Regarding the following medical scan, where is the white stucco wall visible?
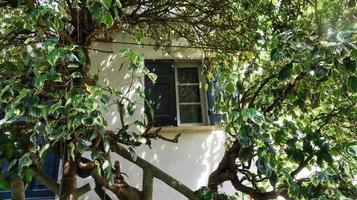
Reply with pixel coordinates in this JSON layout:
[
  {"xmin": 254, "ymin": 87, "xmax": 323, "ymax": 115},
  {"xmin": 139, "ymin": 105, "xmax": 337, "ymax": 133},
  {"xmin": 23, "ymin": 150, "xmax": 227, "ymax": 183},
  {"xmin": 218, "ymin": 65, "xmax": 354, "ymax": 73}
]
[{"xmin": 75, "ymin": 33, "xmax": 237, "ymax": 200}]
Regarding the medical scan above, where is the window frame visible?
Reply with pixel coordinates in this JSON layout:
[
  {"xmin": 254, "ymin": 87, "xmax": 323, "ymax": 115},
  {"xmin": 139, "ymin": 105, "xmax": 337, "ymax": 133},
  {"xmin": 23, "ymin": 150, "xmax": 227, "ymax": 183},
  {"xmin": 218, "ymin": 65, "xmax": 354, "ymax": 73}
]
[{"xmin": 174, "ymin": 60, "xmax": 209, "ymax": 126}]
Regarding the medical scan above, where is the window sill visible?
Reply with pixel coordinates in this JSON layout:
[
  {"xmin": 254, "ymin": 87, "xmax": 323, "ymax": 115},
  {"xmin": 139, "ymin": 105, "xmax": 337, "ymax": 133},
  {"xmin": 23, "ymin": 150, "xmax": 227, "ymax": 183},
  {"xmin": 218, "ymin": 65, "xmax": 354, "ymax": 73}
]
[{"xmin": 147, "ymin": 125, "xmax": 224, "ymax": 134}]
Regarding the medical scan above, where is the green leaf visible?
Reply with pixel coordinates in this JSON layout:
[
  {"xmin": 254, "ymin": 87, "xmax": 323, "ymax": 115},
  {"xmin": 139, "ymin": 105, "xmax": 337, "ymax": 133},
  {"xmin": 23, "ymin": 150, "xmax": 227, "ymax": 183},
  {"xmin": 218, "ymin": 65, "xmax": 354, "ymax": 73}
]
[
  {"xmin": 85, "ymin": 129, "xmax": 98, "ymax": 141},
  {"xmin": 196, "ymin": 187, "xmax": 215, "ymax": 200},
  {"xmin": 23, "ymin": 168, "xmax": 33, "ymax": 183},
  {"xmin": 69, "ymin": 142, "xmax": 75, "ymax": 160},
  {"xmin": 278, "ymin": 63, "xmax": 293, "ymax": 80},
  {"xmin": 86, "ymin": 98, "xmax": 98, "ymax": 111},
  {"xmin": 347, "ymin": 76, "xmax": 357, "ymax": 93},
  {"xmin": 238, "ymin": 132, "xmax": 252, "ymax": 148},
  {"xmin": 238, "ymin": 147, "xmax": 254, "ymax": 162},
  {"xmin": 256, "ymin": 157, "xmax": 272, "ymax": 176},
  {"xmin": 147, "ymin": 72, "xmax": 157, "ymax": 83},
  {"xmin": 269, "ymin": 171, "xmax": 278, "ymax": 187},
  {"xmin": 345, "ymin": 145, "xmax": 357, "ymax": 157},
  {"xmin": 100, "ymin": 94, "xmax": 110, "ymax": 104},
  {"xmin": 5, "ymin": 107, "xmax": 21, "ymax": 121},
  {"xmin": 64, "ymin": 53, "xmax": 79, "ymax": 62},
  {"xmin": 103, "ymin": 137, "xmax": 110, "ymax": 153},
  {"xmin": 54, "ymin": 17, "xmax": 64, "ymax": 31},
  {"xmin": 102, "ymin": 160, "xmax": 113, "ymax": 182},
  {"xmin": 115, "ymin": 0, "xmax": 122, "ymax": 8},
  {"xmin": 273, "ymin": 129, "xmax": 287, "ymax": 145},
  {"xmin": 35, "ymin": 75, "xmax": 48, "ymax": 89},
  {"xmin": 34, "ymin": 122, "xmax": 47, "ymax": 135},
  {"xmin": 0, "ymin": 175, "xmax": 10, "ymax": 190},
  {"xmin": 317, "ymin": 171, "xmax": 329, "ymax": 183},
  {"xmin": 241, "ymin": 108, "xmax": 265, "ymax": 125},
  {"xmin": 47, "ymin": 48, "xmax": 64, "ymax": 67},
  {"xmin": 52, "ymin": 73, "xmax": 62, "ymax": 82},
  {"xmin": 348, "ymin": 0, "xmax": 356, "ymax": 7},
  {"xmin": 102, "ymin": 0, "xmax": 112, "ymax": 10},
  {"xmin": 78, "ymin": 50, "xmax": 87, "ymax": 66},
  {"xmin": 128, "ymin": 147, "xmax": 137, "ymax": 161},
  {"xmin": 226, "ymin": 82, "xmax": 235, "ymax": 94},
  {"xmin": 71, "ymin": 72, "xmax": 82, "ymax": 79},
  {"xmin": 68, "ymin": 94, "xmax": 84, "ymax": 106},
  {"xmin": 81, "ymin": 117, "xmax": 94, "ymax": 126},
  {"xmin": 18, "ymin": 153, "xmax": 32, "ymax": 172},
  {"xmin": 68, "ymin": 64, "xmax": 79, "ymax": 68},
  {"xmin": 76, "ymin": 139, "xmax": 87, "ymax": 153},
  {"xmin": 103, "ymin": 11, "xmax": 114, "ymax": 28},
  {"xmin": 49, "ymin": 101, "xmax": 62, "ymax": 114}
]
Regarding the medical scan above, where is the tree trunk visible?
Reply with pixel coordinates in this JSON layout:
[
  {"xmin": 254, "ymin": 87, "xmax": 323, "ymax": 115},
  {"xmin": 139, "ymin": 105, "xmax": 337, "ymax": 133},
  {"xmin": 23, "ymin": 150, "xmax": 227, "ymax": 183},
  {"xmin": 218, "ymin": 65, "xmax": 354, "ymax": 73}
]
[
  {"xmin": 59, "ymin": 159, "xmax": 77, "ymax": 200},
  {"xmin": 11, "ymin": 177, "xmax": 25, "ymax": 200}
]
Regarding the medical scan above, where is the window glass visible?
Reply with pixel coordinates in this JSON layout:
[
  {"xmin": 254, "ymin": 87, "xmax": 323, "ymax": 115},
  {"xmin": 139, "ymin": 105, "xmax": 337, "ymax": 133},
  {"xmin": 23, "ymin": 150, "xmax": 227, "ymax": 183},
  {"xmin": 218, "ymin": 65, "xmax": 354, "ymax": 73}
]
[
  {"xmin": 177, "ymin": 68, "xmax": 199, "ymax": 83},
  {"xmin": 177, "ymin": 67, "xmax": 202, "ymax": 123},
  {"xmin": 179, "ymin": 105, "xmax": 202, "ymax": 123},
  {"xmin": 178, "ymin": 86, "xmax": 200, "ymax": 102}
]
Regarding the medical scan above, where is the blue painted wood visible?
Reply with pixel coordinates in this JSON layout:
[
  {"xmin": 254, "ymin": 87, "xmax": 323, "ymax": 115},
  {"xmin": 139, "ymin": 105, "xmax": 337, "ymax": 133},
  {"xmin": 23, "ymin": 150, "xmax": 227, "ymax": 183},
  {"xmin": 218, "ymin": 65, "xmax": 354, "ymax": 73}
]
[
  {"xmin": 145, "ymin": 60, "xmax": 177, "ymax": 126},
  {"xmin": 207, "ymin": 80, "xmax": 224, "ymax": 125},
  {"xmin": 0, "ymin": 153, "xmax": 59, "ymax": 200}
]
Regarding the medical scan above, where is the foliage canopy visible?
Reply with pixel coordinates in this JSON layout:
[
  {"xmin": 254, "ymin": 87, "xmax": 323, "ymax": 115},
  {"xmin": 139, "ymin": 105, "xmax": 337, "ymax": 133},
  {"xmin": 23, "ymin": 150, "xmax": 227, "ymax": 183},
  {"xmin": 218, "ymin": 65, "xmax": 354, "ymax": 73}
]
[{"xmin": 0, "ymin": 0, "xmax": 356, "ymax": 200}]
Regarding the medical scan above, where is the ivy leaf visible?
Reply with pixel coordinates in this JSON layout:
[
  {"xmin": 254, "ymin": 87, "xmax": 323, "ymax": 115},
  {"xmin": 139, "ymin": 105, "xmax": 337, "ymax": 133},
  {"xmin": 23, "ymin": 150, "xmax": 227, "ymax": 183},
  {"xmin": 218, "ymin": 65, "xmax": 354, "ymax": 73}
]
[
  {"xmin": 35, "ymin": 75, "xmax": 48, "ymax": 89},
  {"xmin": 102, "ymin": 0, "xmax": 112, "ymax": 10},
  {"xmin": 115, "ymin": 0, "xmax": 122, "ymax": 8},
  {"xmin": 239, "ymin": 147, "xmax": 254, "ymax": 162},
  {"xmin": 0, "ymin": 175, "xmax": 10, "ymax": 190},
  {"xmin": 196, "ymin": 187, "xmax": 215, "ymax": 200},
  {"xmin": 278, "ymin": 63, "xmax": 293, "ymax": 80},
  {"xmin": 100, "ymin": 94, "xmax": 110, "ymax": 104},
  {"xmin": 345, "ymin": 145, "xmax": 357, "ymax": 157},
  {"xmin": 69, "ymin": 142, "xmax": 75, "ymax": 160},
  {"xmin": 23, "ymin": 168, "xmax": 34, "ymax": 183},
  {"xmin": 347, "ymin": 76, "xmax": 357, "ymax": 93},
  {"xmin": 47, "ymin": 48, "xmax": 64, "ymax": 67},
  {"xmin": 68, "ymin": 64, "xmax": 79, "ymax": 68},
  {"xmin": 52, "ymin": 73, "xmax": 62, "ymax": 82},
  {"xmin": 269, "ymin": 171, "xmax": 278, "ymax": 187},
  {"xmin": 241, "ymin": 108, "xmax": 265, "ymax": 125},
  {"xmin": 76, "ymin": 139, "xmax": 87, "ymax": 153},
  {"xmin": 256, "ymin": 157, "xmax": 272, "ymax": 176},
  {"xmin": 86, "ymin": 98, "xmax": 98, "ymax": 111},
  {"xmin": 71, "ymin": 72, "xmax": 82, "ymax": 79},
  {"xmin": 238, "ymin": 132, "xmax": 252, "ymax": 148},
  {"xmin": 147, "ymin": 72, "xmax": 157, "ymax": 84},
  {"xmin": 128, "ymin": 147, "xmax": 137, "ymax": 161},
  {"xmin": 103, "ymin": 11, "xmax": 114, "ymax": 28},
  {"xmin": 49, "ymin": 101, "xmax": 62, "ymax": 114},
  {"xmin": 81, "ymin": 117, "xmax": 94, "ymax": 126},
  {"xmin": 18, "ymin": 153, "xmax": 32, "ymax": 174},
  {"xmin": 103, "ymin": 137, "xmax": 110, "ymax": 153},
  {"xmin": 102, "ymin": 160, "xmax": 113, "ymax": 182},
  {"xmin": 34, "ymin": 122, "xmax": 47, "ymax": 135}
]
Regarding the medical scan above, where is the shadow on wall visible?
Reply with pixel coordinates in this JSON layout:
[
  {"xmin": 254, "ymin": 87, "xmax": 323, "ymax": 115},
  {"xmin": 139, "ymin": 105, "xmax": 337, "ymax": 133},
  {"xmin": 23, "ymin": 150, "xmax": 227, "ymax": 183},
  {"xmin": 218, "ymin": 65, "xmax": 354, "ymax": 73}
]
[
  {"xmin": 81, "ymin": 36, "xmax": 235, "ymax": 199},
  {"xmin": 109, "ymin": 130, "xmax": 236, "ymax": 200}
]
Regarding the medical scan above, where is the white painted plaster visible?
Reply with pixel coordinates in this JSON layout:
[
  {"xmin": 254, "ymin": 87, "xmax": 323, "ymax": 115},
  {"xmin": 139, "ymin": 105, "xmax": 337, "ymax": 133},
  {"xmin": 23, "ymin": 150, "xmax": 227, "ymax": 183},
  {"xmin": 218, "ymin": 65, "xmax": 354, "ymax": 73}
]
[{"xmin": 74, "ymin": 33, "xmax": 238, "ymax": 199}]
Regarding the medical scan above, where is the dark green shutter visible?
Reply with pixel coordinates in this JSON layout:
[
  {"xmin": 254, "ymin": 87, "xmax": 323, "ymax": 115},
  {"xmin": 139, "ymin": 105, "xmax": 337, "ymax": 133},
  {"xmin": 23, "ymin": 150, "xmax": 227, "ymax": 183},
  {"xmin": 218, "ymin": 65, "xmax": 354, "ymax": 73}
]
[{"xmin": 145, "ymin": 60, "xmax": 177, "ymax": 126}]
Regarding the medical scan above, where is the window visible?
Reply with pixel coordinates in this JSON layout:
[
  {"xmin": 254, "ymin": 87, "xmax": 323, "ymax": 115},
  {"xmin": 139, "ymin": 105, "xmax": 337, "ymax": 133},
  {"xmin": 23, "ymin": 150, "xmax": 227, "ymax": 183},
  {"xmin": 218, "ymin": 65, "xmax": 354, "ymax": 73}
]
[
  {"xmin": 144, "ymin": 60, "xmax": 208, "ymax": 126},
  {"xmin": 176, "ymin": 64, "xmax": 203, "ymax": 124}
]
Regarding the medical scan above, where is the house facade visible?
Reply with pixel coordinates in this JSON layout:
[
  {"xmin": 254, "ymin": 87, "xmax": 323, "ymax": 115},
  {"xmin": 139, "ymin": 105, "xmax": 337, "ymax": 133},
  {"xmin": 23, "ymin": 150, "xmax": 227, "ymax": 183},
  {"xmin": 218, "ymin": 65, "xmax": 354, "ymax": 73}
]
[
  {"xmin": 1, "ymin": 33, "xmax": 239, "ymax": 200},
  {"xmin": 76, "ymin": 33, "xmax": 237, "ymax": 200}
]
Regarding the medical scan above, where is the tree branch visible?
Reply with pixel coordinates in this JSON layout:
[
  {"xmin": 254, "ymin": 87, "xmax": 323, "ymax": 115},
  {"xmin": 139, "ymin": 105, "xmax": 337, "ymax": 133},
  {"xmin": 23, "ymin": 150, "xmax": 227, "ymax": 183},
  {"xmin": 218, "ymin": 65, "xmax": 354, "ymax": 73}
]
[
  {"xmin": 31, "ymin": 167, "xmax": 60, "ymax": 195},
  {"xmin": 110, "ymin": 143, "xmax": 196, "ymax": 199}
]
